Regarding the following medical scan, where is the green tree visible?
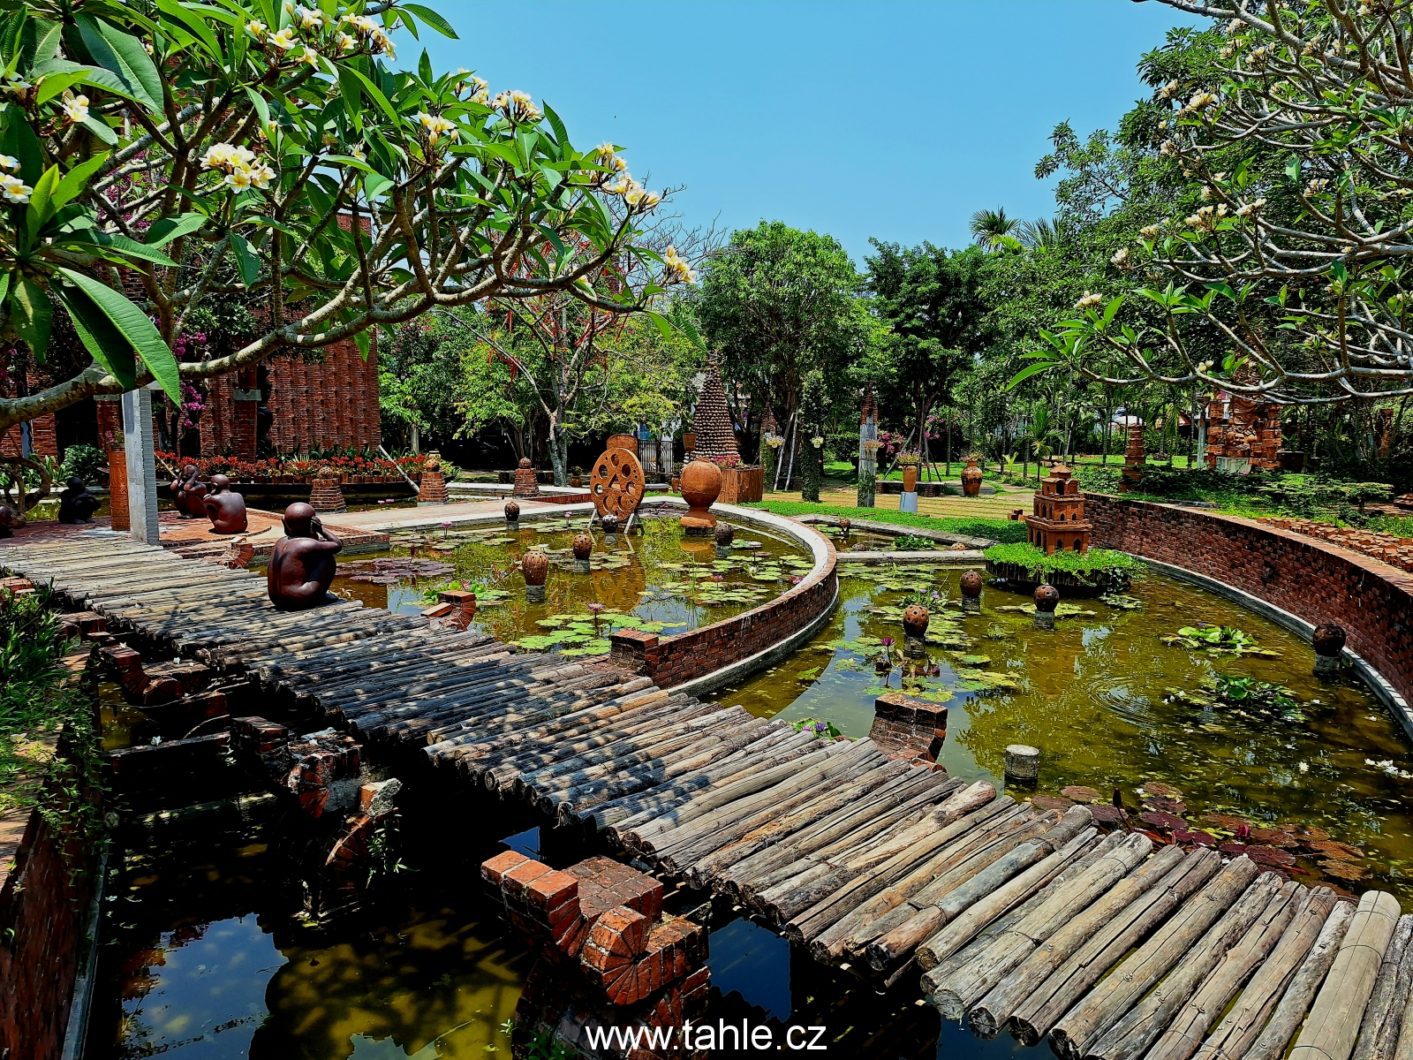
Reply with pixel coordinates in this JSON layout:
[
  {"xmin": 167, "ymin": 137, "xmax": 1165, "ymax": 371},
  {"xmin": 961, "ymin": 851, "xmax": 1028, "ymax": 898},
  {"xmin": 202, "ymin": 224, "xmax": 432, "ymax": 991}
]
[
  {"xmin": 697, "ymin": 221, "xmax": 873, "ymax": 488},
  {"xmin": 969, "ymin": 208, "xmax": 1022, "ymax": 252},
  {"xmin": 378, "ymin": 321, "xmax": 463, "ymax": 451}
]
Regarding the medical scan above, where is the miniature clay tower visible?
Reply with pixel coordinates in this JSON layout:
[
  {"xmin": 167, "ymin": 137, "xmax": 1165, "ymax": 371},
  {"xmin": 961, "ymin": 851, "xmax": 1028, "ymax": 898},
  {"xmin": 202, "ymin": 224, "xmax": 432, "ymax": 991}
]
[
  {"xmin": 1312, "ymin": 623, "xmax": 1347, "ymax": 677},
  {"xmin": 513, "ymin": 457, "xmax": 540, "ymax": 498},
  {"xmin": 1025, "ymin": 465, "xmax": 1091, "ymax": 555},
  {"xmin": 309, "ymin": 465, "xmax": 348, "ymax": 514},
  {"xmin": 1120, "ymin": 422, "xmax": 1145, "ymax": 492},
  {"xmin": 417, "ymin": 455, "xmax": 449, "ymax": 505},
  {"xmin": 960, "ymin": 569, "xmax": 984, "ymax": 613},
  {"xmin": 690, "ymin": 356, "xmax": 739, "ymax": 461}
]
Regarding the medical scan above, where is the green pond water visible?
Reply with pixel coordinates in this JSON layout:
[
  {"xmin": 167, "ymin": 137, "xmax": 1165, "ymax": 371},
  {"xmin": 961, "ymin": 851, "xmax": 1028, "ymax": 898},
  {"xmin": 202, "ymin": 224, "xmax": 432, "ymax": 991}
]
[
  {"xmin": 328, "ymin": 516, "xmax": 814, "ymax": 655},
  {"xmin": 712, "ymin": 563, "xmax": 1413, "ymax": 900}
]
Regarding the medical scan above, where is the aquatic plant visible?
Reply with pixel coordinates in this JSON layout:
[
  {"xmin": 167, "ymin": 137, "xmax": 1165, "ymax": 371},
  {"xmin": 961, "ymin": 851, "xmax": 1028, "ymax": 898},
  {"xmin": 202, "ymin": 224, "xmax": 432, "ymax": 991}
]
[
  {"xmin": 1166, "ymin": 673, "xmax": 1306, "ymax": 722},
  {"xmin": 1161, "ymin": 624, "xmax": 1278, "ymax": 657},
  {"xmin": 983, "ymin": 542, "xmax": 1144, "ymax": 577},
  {"xmin": 793, "ymin": 717, "xmax": 843, "ymax": 740}
]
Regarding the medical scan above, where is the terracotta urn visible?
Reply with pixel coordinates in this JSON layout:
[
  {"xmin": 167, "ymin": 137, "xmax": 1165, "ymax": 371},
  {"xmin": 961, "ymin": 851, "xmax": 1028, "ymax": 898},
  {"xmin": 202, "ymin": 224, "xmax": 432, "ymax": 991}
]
[
  {"xmin": 606, "ymin": 433, "xmax": 639, "ymax": 453},
  {"xmin": 601, "ymin": 513, "xmax": 620, "ymax": 535},
  {"xmin": 714, "ymin": 522, "xmax": 735, "ymax": 547},
  {"xmin": 679, "ymin": 458, "xmax": 723, "ymax": 533},
  {"xmin": 961, "ymin": 457, "xmax": 984, "ymax": 498},
  {"xmin": 682, "ymin": 431, "xmax": 697, "ymax": 455},
  {"xmin": 504, "ymin": 500, "xmax": 520, "ymax": 525},
  {"xmin": 902, "ymin": 604, "xmax": 930, "ymax": 638},
  {"xmin": 522, "ymin": 549, "xmax": 549, "ymax": 587},
  {"xmin": 518, "ymin": 457, "xmax": 532, "ymax": 469},
  {"xmin": 1312, "ymin": 623, "xmax": 1347, "ymax": 658},
  {"xmin": 572, "ymin": 532, "xmax": 593, "ymax": 561},
  {"xmin": 960, "ymin": 570, "xmax": 984, "ymax": 599},
  {"xmin": 902, "ymin": 465, "xmax": 918, "ymax": 493},
  {"xmin": 1034, "ymin": 583, "xmax": 1060, "ymax": 614}
]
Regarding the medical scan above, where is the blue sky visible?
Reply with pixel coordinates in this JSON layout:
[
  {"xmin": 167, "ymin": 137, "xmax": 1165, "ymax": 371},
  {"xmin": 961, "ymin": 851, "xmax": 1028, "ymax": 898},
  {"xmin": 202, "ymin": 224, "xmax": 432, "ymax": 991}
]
[{"xmin": 421, "ymin": 1, "xmax": 1203, "ymax": 263}]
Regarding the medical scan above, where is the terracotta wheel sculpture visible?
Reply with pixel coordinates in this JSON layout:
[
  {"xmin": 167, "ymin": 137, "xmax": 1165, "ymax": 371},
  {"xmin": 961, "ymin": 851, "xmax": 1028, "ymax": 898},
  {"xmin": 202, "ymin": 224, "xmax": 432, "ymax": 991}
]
[{"xmin": 589, "ymin": 448, "xmax": 646, "ymax": 524}]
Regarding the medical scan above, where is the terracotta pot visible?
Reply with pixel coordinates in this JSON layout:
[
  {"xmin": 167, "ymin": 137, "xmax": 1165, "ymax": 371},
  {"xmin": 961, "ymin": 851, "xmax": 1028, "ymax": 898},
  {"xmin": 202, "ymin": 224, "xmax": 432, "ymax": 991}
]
[
  {"xmin": 902, "ymin": 465, "xmax": 918, "ymax": 493},
  {"xmin": 838, "ymin": 517, "xmax": 851, "ymax": 534},
  {"xmin": 682, "ymin": 431, "xmax": 697, "ymax": 454},
  {"xmin": 679, "ymin": 458, "xmax": 722, "ymax": 532},
  {"xmin": 902, "ymin": 604, "xmax": 930, "ymax": 637},
  {"xmin": 960, "ymin": 570, "xmax": 984, "ymax": 599},
  {"xmin": 606, "ymin": 433, "xmax": 638, "ymax": 453},
  {"xmin": 1034, "ymin": 583, "xmax": 1060, "ymax": 613},
  {"xmin": 521, "ymin": 549, "xmax": 550, "ymax": 587},
  {"xmin": 714, "ymin": 521, "xmax": 735, "ymax": 547},
  {"xmin": 570, "ymin": 475, "xmax": 583, "ymax": 487},
  {"xmin": 961, "ymin": 458, "xmax": 984, "ymax": 498},
  {"xmin": 572, "ymin": 532, "xmax": 593, "ymax": 561},
  {"xmin": 1312, "ymin": 623, "xmax": 1347, "ymax": 657},
  {"xmin": 504, "ymin": 500, "xmax": 520, "ymax": 523}
]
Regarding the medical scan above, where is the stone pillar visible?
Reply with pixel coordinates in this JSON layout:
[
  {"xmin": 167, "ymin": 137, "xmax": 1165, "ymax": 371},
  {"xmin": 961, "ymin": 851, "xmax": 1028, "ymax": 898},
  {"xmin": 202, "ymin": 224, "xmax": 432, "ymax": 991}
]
[
  {"xmin": 899, "ymin": 460, "xmax": 919, "ymax": 514},
  {"xmin": 96, "ymin": 396, "xmax": 128, "ymax": 531},
  {"xmin": 121, "ymin": 388, "xmax": 160, "ymax": 544},
  {"xmin": 231, "ymin": 386, "xmax": 261, "ymax": 459}
]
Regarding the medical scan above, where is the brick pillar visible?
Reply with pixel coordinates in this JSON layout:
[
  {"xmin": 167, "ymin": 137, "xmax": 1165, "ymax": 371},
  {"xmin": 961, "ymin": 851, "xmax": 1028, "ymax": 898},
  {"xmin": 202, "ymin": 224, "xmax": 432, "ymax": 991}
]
[
  {"xmin": 231, "ymin": 388, "xmax": 260, "ymax": 459},
  {"xmin": 96, "ymin": 397, "xmax": 128, "ymax": 530}
]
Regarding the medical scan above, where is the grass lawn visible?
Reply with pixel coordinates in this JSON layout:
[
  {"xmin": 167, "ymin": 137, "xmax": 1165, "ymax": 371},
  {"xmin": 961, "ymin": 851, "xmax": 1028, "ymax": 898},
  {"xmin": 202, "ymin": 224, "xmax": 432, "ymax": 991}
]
[{"xmin": 746, "ymin": 488, "xmax": 1032, "ymax": 541}]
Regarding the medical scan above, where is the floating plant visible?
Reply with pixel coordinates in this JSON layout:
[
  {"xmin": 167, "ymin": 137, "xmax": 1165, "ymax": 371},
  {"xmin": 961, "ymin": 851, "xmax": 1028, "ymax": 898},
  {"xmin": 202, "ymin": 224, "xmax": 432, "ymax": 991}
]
[
  {"xmin": 341, "ymin": 557, "xmax": 456, "ymax": 584},
  {"xmin": 1161, "ymin": 624, "xmax": 1278, "ymax": 656},
  {"xmin": 1165, "ymin": 673, "xmax": 1309, "ymax": 722}
]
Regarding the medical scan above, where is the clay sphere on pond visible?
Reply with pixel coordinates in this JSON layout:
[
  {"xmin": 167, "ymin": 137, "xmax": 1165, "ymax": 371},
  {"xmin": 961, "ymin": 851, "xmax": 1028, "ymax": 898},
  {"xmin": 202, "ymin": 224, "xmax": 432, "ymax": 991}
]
[
  {"xmin": 601, "ymin": 513, "xmax": 620, "ymax": 535},
  {"xmin": 1312, "ymin": 623, "xmax": 1347, "ymax": 657},
  {"xmin": 521, "ymin": 549, "xmax": 550, "ymax": 587},
  {"xmin": 504, "ymin": 500, "xmax": 520, "ymax": 522},
  {"xmin": 838, "ymin": 517, "xmax": 851, "ymax": 534},
  {"xmin": 572, "ymin": 532, "xmax": 593, "ymax": 561},
  {"xmin": 959, "ymin": 570, "xmax": 984, "ymax": 599},
  {"xmin": 518, "ymin": 457, "xmax": 532, "ymax": 469},
  {"xmin": 903, "ymin": 604, "xmax": 930, "ymax": 637},
  {"xmin": 1034, "ymin": 583, "xmax": 1060, "ymax": 614},
  {"xmin": 714, "ymin": 522, "xmax": 735, "ymax": 547}
]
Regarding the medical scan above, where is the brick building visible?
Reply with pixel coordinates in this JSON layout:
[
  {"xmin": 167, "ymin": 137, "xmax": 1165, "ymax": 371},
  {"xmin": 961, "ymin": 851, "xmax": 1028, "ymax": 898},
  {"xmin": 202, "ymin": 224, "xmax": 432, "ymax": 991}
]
[{"xmin": 1, "ymin": 333, "xmax": 380, "ymax": 461}]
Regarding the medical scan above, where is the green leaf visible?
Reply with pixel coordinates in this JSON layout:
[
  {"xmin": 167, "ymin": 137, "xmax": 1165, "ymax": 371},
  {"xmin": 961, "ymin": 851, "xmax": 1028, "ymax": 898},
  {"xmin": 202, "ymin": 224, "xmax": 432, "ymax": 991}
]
[
  {"xmin": 154, "ymin": 0, "xmax": 223, "ymax": 60},
  {"xmin": 53, "ymin": 152, "xmax": 109, "ymax": 210},
  {"xmin": 12, "ymin": 278, "xmax": 52, "ymax": 360},
  {"xmin": 82, "ymin": 115, "xmax": 119, "ymax": 146},
  {"xmin": 77, "ymin": 16, "xmax": 164, "ymax": 111},
  {"xmin": 55, "ymin": 268, "xmax": 180, "ymax": 401},
  {"xmin": 229, "ymin": 232, "xmax": 260, "ymax": 286},
  {"xmin": 1006, "ymin": 361, "xmax": 1058, "ymax": 390},
  {"xmin": 342, "ymin": 65, "xmax": 400, "ymax": 125},
  {"xmin": 24, "ymin": 165, "xmax": 61, "ymax": 231},
  {"xmin": 401, "ymin": 3, "xmax": 459, "ymax": 38},
  {"xmin": 54, "ymin": 286, "xmax": 138, "ymax": 388},
  {"xmin": 146, "ymin": 212, "xmax": 209, "ymax": 246}
]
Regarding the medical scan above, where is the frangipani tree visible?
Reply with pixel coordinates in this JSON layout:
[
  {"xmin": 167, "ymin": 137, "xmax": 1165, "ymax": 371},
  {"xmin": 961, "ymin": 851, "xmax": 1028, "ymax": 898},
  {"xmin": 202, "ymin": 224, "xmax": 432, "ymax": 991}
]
[
  {"xmin": 0, "ymin": 0, "xmax": 681, "ymax": 441},
  {"xmin": 1027, "ymin": 1, "xmax": 1413, "ymax": 404}
]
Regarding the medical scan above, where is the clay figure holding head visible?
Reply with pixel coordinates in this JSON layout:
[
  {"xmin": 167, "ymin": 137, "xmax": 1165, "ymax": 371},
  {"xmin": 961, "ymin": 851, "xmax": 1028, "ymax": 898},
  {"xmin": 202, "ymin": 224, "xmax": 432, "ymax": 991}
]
[
  {"xmin": 267, "ymin": 503, "xmax": 342, "ymax": 610},
  {"xmin": 58, "ymin": 476, "xmax": 100, "ymax": 524},
  {"xmin": 203, "ymin": 474, "xmax": 248, "ymax": 534},
  {"xmin": 173, "ymin": 463, "xmax": 207, "ymax": 517}
]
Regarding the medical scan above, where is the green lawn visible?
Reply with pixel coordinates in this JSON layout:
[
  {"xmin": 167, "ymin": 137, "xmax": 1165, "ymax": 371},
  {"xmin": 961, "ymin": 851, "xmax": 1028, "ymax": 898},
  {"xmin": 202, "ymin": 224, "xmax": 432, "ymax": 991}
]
[{"xmin": 744, "ymin": 496, "xmax": 1029, "ymax": 542}]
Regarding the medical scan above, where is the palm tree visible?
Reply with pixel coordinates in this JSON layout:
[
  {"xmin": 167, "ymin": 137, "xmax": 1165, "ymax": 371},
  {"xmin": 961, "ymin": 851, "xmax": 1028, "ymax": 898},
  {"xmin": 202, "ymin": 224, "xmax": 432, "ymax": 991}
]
[
  {"xmin": 969, "ymin": 207, "xmax": 1020, "ymax": 251},
  {"xmin": 1018, "ymin": 217, "xmax": 1063, "ymax": 249}
]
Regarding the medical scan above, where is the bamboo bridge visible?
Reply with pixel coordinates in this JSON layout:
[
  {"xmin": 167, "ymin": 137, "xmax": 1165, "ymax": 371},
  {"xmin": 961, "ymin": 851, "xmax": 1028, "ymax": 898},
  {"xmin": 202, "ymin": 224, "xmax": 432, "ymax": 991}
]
[{"xmin": 3, "ymin": 529, "xmax": 1410, "ymax": 1060}]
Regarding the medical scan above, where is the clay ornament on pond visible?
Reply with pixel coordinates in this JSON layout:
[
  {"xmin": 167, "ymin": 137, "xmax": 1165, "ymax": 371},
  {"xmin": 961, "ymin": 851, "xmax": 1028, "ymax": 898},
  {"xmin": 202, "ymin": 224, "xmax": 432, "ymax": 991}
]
[
  {"xmin": 1034, "ymin": 582, "xmax": 1060, "ymax": 629},
  {"xmin": 203, "ymin": 474, "xmax": 249, "ymax": 534},
  {"xmin": 960, "ymin": 569, "xmax": 984, "ymax": 612},
  {"xmin": 267, "ymin": 503, "xmax": 343, "ymax": 610},
  {"xmin": 172, "ymin": 463, "xmax": 207, "ymax": 518},
  {"xmin": 57, "ymin": 476, "xmax": 100, "ymax": 524},
  {"xmin": 679, "ymin": 458, "xmax": 722, "ymax": 535},
  {"xmin": 522, "ymin": 548, "xmax": 550, "ymax": 603},
  {"xmin": 504, "ymin": 500, "xmax": 521, "ymax": 528}
]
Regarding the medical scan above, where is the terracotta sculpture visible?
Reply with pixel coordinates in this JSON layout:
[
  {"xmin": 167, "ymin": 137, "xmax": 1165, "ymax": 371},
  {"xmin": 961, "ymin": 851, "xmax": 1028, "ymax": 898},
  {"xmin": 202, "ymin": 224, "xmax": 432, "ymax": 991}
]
[
  {"xmin": 203, "ymin": 474, "xmax": 249, "ymax": 534},
  {"xmin": 0, "ymin": 504, "xmax": 16, "ymax": 538},
  {"xmin": 960, "ymin": 569, "xmax": 984, "ymax": 612},
  {"xmin": 57, "ymin": 476, "xmax": 100, "ymax": 524},
  {"xmin": 961, "ymin": 457, "xmax": 984, "ymax": 498},
  {"xmin": 679, "ymin": 458, "xmax": 722, "ymax": 535},
  {"xmin": 267, "ymin": 503, "xmax": 343, "ymax": 610},
  {"xmin": 172, "ymin": 463, "xmax": 207, "ymax": 518}
]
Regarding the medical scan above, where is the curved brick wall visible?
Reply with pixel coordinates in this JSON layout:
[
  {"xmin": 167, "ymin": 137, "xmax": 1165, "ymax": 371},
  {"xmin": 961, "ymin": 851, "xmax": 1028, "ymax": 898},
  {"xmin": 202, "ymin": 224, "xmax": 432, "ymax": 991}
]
[
  {"xmin": 1086, "ymin": 494, "xmax": 1413, "ymax": 709},
  {"xmin": 611, "ymin": 508, "xmax": 838, "ymax": 689}
]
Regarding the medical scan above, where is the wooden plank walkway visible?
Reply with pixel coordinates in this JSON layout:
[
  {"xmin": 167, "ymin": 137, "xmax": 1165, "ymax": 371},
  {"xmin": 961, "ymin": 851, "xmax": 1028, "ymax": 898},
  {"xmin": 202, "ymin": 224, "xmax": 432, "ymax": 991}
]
[{"xmin": 5, "ymin": 530, "xmax": 1412, "ymax": 1059}]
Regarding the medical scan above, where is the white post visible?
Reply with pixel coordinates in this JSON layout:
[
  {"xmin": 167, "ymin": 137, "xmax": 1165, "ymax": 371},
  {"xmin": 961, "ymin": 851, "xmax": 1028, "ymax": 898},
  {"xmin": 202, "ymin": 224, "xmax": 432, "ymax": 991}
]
[{"xmin": 121, "ymin": 387, "xmax": 160, "ymax": 545}]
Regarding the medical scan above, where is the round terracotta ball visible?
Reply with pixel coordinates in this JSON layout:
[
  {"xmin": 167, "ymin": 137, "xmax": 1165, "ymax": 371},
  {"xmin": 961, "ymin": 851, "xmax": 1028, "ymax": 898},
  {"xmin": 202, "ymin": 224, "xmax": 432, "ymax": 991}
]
[
  {"xmin": 903, "ymin": 604, "xmax": 930, "ymax": 635},
  {"xmin": 960, "ymin": 570, "xmax": 984, "ymax": 599},
  {"xmin": 1312, "ymin": 623, "xmax": 1347, "ymax": 658},
  {"xmin": 521, "ymin": 549, "xmax": 550, "ymax": 587},
  {"xmin": 715, "ymin": 522, "xmax": 735, "ymax": 546},
  {"xmin": 1034, "ymin": 583, "xmax": 1060, "ymax": 613},
  {"xmin": 680, "ymin": 458, "xmax": 724, "ymax": 511},
  {"xmin": 601, "ymin": 513, "xmax": 620, "ymax": 534},
  {"xmin": 838, "ymin": 517, "xmax": 851, "ymax": 533},
  {"xmin": 518, "ymin": 457, "xmax": 532, "ymax": 469},
  {"xmin": 504, "ymin": 500, "xmax": 520, "ymax": 521},
  {"xmin": 572, "ymin": 532, "xmax": 593, "ymax": 561}
]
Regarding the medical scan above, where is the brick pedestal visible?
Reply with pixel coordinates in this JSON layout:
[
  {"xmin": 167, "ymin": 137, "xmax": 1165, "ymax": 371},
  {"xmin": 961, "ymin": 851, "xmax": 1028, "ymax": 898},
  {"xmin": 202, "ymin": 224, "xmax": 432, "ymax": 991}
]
[{"xmin": 309, "ymin": 468, "xmax": 348, "ymax": 513}]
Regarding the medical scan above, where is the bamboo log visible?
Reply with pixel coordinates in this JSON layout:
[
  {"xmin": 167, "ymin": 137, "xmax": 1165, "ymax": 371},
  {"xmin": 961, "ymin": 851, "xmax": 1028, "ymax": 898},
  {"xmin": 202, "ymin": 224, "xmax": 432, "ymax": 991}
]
[
  {"xmin": 1289, "ymin": 890, "xmax": 1403, "ymax": 1060},
  {"xmin": 1191, "ymin": 888, "xmax": 1343, "ymax": 1060},
  {"xmin": 1044, "ymin": 856, "xmax": 1264, "ymax": 1057},
  {"xmin": 1245, "ymin": 900, "xmax": 1357, "ymax": 1060},
  {"xmin": 1350, "ymin": 913, "xmax": 1413, "ymax": 1060}
]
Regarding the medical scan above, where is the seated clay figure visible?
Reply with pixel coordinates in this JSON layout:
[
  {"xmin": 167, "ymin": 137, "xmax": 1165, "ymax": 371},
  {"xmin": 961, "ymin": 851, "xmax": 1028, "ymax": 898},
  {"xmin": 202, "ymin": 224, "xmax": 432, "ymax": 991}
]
[
  {"xmin": 202, "ymin": 474, "xmax": 248, "ymax": 534},
  {"xmin": 0, "ymin": 504, "xmax": 16, "ymax": 538},
  {"xmin": 57, "ymin": 476, "xmax": 100, "ymax": 524},
  {"xmin": 172, "ymin": 464, "xmax": 207, "ymax": 518},
  {"xmin": 267, "ymin": 503, "xmax": 342, "ymax": 610}
]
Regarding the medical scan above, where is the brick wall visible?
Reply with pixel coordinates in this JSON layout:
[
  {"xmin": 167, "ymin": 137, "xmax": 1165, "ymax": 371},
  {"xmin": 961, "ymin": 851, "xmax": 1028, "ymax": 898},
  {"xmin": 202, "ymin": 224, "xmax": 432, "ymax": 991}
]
[
  {"xmin": 612, "ymin": 532, "xmax": 838, "ymax": 688},
  {"xmin": 266, "ymin": 336, "xmax": 381, "ymax": 455},
  {"xmin": 1086, "ymin": 494, "xmax": 1413, "ymax": 705},
  {"xmin": 0, "ymin": 804, "xmax": 96, "ymax": 1059},
  {"xmin": 0, "ymin": 369, "xmax": 59, "ymax": 458}
]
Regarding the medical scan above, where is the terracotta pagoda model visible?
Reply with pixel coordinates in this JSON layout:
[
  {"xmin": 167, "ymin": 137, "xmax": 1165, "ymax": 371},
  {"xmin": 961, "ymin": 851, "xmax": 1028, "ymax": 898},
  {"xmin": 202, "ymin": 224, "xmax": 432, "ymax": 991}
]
[
  {"xmin": 1204, "ymin": 369, "xmax": 1282, "ymax": 472},
  {"xmin": 512, "ymin": 457, "xmax": 540, "ymax": 498},
  {"xmin": 1120, "ymin": 422, "xmax": 1146, "ymax": 492},
  {"xmin": 690, "ymin": 356, "xmax": 738, "ymax": 460},
  {"xmin": 1024, "ymin": 465, "xmax": 1091, "ymax": 555}
]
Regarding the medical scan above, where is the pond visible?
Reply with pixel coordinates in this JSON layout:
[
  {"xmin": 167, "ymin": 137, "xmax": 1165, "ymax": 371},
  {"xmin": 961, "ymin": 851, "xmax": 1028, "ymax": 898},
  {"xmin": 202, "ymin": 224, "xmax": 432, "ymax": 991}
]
[
  {"xmin": 711, "ymin": 563, "xmax": 1413, "ymax": 901},
  {"xmin": 326, "ymin": 516, "xmax": 815, "ymax": 657},
  {"xmin": 814, "ymin": 525, "xmax": 949, "ymax": 552}
]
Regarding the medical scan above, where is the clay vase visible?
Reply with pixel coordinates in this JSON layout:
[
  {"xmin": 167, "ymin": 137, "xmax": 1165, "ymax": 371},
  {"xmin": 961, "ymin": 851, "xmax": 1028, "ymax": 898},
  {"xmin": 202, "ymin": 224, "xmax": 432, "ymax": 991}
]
[
  {"xmin": 504, "ymin": 500, "xmax": 520, "ymax": 526},
  {"xmin": 1034, "ymin": 583, "xmax": 1060, "ymax": 614},
  {"xmin": 960, "ymin": 570, "xmax": 983, "ymax": 599},
  {"xmin": 606, "ymin": 433, "xmax": 638, "ymax": 453},
  {"xmin": 902, "ymin": 465, "xmax": 918, "ymax": 493},
  {"xmin": 522, "ymin": 549, "xmax": 549, "ymax": 587},
  {"xmin": 572, "ymin": 532, "xmax": 593, "ymax": 561},
  {"xmin": 679, "ymin": 458, "xmax": 723, "ymax": 534},
  {"xmin": 961, "ymin": 458, "xmax": 983, "ymax": 498},
  {"xmin": 838, "ymin": 517, "xmax": 851, "ymax": 535},
  {"xmin": 902, "ymin": 604, "xmax": 931, "ymax": 638}
]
